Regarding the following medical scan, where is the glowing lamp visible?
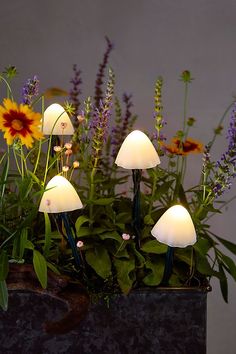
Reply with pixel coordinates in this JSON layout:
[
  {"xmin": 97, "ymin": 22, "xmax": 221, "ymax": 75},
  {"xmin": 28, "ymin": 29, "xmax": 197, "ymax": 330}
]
[
  {"xmin": 151, "ymin": 205, "xmax": 196, "ymax": 248},
  {"xmin": 115, "ymin": 130, "xmax": 160, "ymax": 169},
  {"xmin": 42, "ymin": 103, "xmax": 74, "ymax": 135},
  {"xmin": 39, "ymin": 175, "xmax": 82, "ymax": 213}
]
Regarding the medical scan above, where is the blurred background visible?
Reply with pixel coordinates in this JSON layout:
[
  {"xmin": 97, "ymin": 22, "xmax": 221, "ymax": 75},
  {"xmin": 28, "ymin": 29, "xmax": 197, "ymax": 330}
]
[{"xmin": 1, "ymin": 0, "xmax": 236, "ymax": 352}]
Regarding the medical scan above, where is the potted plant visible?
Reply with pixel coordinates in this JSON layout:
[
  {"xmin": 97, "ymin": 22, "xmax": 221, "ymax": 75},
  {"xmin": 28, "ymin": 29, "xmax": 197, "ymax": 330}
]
[{"xmin": 0, "ymin": 42, "xmax": 236, "ymax": 353}]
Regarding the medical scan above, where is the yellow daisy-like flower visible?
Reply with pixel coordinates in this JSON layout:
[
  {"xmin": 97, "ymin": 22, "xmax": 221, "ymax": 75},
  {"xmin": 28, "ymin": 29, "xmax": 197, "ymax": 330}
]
[{"xmin": 0, "ymin": 98, "xmax": 43, "ymax": 148}]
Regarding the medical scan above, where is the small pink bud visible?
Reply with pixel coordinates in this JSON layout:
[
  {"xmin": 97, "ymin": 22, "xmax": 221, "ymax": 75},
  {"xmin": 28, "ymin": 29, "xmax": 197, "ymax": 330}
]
[
  {"xmin": 122, "ymin": 233, "xmax": 130, "ymax": 241},
  {"xmin": 77, "ymin": 240, "xmax": 84, "ymax": 248},
  {"xmin": 46, "ymin": 199, "xmax": 51, "ymax": 206},
  {"xmin": 64, "ymin": 142, "xmax": 72, "ymax": 150},
  {"xmin": 53, "ymin": 146, "xmax": 62, "ymax": 152},
  {"xmin": 65, "ymin": 149, "xmax": 72, "ymax": 156}
]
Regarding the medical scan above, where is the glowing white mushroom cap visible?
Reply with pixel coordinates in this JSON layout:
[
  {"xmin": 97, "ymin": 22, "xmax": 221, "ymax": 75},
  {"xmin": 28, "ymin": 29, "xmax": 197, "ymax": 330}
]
[
  {"xmin": 39, "ymin": 175, "xmax": 82, "ymax": 213},
  {"xmin": 42, "ymin": 103, "xmax": 74, "ymax": 135},
  {"xmin": 151, "ymin": 205, "xmax": 197, "ymax": 248},
  {"xmin": 115, "ymin": 130, "xmax": 160, "ymax": 169}
]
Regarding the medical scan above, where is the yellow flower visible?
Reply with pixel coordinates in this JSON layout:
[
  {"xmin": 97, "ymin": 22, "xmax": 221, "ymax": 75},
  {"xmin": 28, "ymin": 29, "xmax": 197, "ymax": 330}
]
[{"xmin": 0, "ymin": 98, "xmax": 43, "ymax": 148}]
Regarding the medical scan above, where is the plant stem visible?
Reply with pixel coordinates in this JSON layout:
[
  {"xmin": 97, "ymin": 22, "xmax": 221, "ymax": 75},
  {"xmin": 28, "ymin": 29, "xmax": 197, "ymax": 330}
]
[
  {"xmin": 89, "ymin": 157, "xmax": 99, "ymax": 224},
  {"xmin": 208, "ymin": 101, "xmax": 235, "ymax": 151},
  {"xmin": 183, "ymin": 82, "xmax": 188, "ymax": 136},
  {"xmin": 148, "ymin": 170, "xmax": 157, "ymax": 215}
]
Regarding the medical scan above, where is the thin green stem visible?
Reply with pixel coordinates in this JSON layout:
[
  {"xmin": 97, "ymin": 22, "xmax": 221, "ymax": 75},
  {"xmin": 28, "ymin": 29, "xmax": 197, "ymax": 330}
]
[
  {"xmin": 13, "ymin": 149, "xmax": 22, "ymax": 176},
  {"xmin": 208, "ymin": 101, "xmax": 235, "ymax": 151},
  {"xmin": 0, "ymin": 75, "xmax": 14, "ymax": 100},
  {"xmin": 148, "ymin": 171, "xmax": 157, "ymax": 215},
  {"xmin": 89, "ymin": 157, "xmax": 99, "ymax": 224},
  {"xmin": 183, "ymin": 82, "xmax": 188, "ymax": 136},
  {"xmin": 114, "ymin": 240, "xmax": 125, "ymax": 256}
]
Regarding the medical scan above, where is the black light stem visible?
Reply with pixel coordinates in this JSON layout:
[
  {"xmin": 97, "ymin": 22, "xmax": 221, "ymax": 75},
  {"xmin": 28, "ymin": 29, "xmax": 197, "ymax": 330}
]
[
  {"xmin": 60, "ymin": 212, "xmax": 81, "ymax": 269},
  {"xmin": 132, "ymin": 169, "xmax": 142, "ymax": 248},
  {"xmin": 162, "ymin": 246, "xmax": 174, "ymax": 286}
]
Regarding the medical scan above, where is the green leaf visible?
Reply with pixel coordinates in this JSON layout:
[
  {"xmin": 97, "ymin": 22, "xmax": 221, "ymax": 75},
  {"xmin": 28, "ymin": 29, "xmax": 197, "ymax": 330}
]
[
  {"xmin": 43, "ymin": 213, "xmax": 51, "ymax": 258},
  {"xmin": 194, "ymin": 237, "xmax": 212, "ymax": 256},
  {"xmin": 0, "ymin": 158, "xmax": 9, "ymax": 202},
  {"xmin": 141, "ymin": 240, "xmax": 167, "ymax": 254},
  {"xmin": 93, "ymin": 198, "xmax": 115, "ymax": 205},
  {"xmin": 85, "ymin": 246, "xmax": 111, "ymax": 279},
  {"xmin": 75, "ymin": 215, "xmax": 90, "ymax": 233},
  {"xmin": 221, "ymin": 254, "xmax": 236, "ymax": 281},
  {"xmin": 0, "ymin": 250, "xmax": 9, "ymax": 281},
  {"xmin": 215, "ymin": 235, "xmax": 236, "ymax": 255},
  {"xmin": 25, "ymin": 240, "xmax": 34, "ymax": 250},
  {"xmin": 143, "ymin": 214, "xmax": 154, "ymax": 225},
  {"xmin": 219, "ymin": 264, "xmax": 228, "ymax": 303},
  {"xmin": 130, "ymin": 243, "xmax": 145, "ymax": 266},
  {"xmin": 47, "ymin": 262, "xmax": 60, "ymax": 275},
  {"xmin": 114, "ymin": 258, "xmax": 136, "ymax": 294},
  {"xmin": 175, "ymin": 248, "xmax": 192, "ymax": 265},
  {"xmin": 33, "ymin": 250, "xmax": 47, "ymax": 289},
  {"xmin": 19, "ymin": 228, "xmax": 28, "ymax": 260},
  {"xmin": 196, "ymin": 254, "xmax": 213, "ymax": 275},
  {"xmin": 143, "ymin": 259, "xmax": 165, "ymax": 286},
  {"xmin": 0, "ymin": 280, "xmax": 8, "ymax": 311},
  {"xmin": 99, "ymin": 231, "xmax": 122, "ymax": 243}
]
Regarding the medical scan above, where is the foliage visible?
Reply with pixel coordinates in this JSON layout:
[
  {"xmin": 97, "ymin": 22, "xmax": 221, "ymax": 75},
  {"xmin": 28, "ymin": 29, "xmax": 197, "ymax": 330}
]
[{"xmin": 0, "ymin": 53, "xmax": 236, "ymax": 310}]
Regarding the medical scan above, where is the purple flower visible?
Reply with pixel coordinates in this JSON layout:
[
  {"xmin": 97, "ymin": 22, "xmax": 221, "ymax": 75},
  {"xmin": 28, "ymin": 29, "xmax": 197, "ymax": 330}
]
[
  {"xmin": 22, "ymin": 75, "xmax": 39, "ymax": 105},
  {"xmin": 212, "ymin": 102, "xmax": 236, "ymax": 196},
  {"xmin": 69, "ymin": 64, "xmax": 82, "ymax": 125},
  {"xmin": 111, "ymin": 93, "xmax": 137, "ymax": 158},
  {"xmin": 94, "ymin": 37, "xmax": 114, "ymax": 108}
]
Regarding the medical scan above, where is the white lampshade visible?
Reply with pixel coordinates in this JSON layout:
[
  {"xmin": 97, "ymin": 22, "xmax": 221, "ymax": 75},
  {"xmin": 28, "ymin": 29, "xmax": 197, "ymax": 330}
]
[
  {"xmin": 39, "ymin": 175, "xmax": 83, "ymax": 213},
  {"xmin": 42, "ymin": 103, "xmax": 74, "ymax": 135},
  {"xmin": 115, "ymin": 130, "xmax": 160, "ymax": 169},
  {"xmin": 151, "ymin": 205, "xmax": 196, "ymax": 248}
]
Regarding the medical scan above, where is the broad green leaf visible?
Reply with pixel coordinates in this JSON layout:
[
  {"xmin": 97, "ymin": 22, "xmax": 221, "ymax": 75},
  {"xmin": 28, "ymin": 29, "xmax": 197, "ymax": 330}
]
[
  {"xmin": 33, "ymin": 250, "xmax": 47, "ymax": 289},
  {"xmin": 194, "ymin": 238, "xmax": 212, "ymax": 256},
  {"xmin": 0, "ymin": 280, "xmax": 8, "ymax": 311},
  {"xmin": 114, "ymin": 258, "xmax": 136, "ymax": 294},
  {"xmin": 99, "ymin": 231, "xmax": 122, "ymax": 243},
  {"xmin": 75, "ymin": 215, "xmax": 90, "ymax": 233},
  {"xmin": 43, "ymin": 213, "xmax": 51, "ymax": 257},
  {"xmin": 93, "ymin": 198, "xmax": 115, "ymax": 206},
  {"xmin": 196, "ymin": 254, "xmax": 213, "ymax": 275},
  {"xmin": 143, "ymin": 214, "xmax": 154, "ymax": 225},
  {"xmin": 130, "ymin": 243, "xmax": 145, "ymax": 266},
  {"xmin": 85, "ymin": 246, "xmax": 111, "ymax": 279},
  {"xmin": 175, "ymin": 248, "xmax": 192, "ymax": 265},
  {"xmin": 143, "ymin": 259, "xmax": 165, "ymax": 286},
  {"xmin": 141, "ymin": 240, "xmax": 167, "ymax": 254},
  {"xmin": 0, "ymin": 250, "xmax": 9, "ymax": 281}
]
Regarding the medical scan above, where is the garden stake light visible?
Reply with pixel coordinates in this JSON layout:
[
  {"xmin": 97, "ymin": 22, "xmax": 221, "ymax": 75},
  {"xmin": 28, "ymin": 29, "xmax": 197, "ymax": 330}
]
[
  {"xmin": 39, "ymin": 175, "xmax": 83, "ymax": 268},
  {"xmin": 115, "ymin": 130, "xmax": 160, "ymax": 248},
  {"xmin": 151, "ymin": 205, "xmax": 197, "ymax": 285}
]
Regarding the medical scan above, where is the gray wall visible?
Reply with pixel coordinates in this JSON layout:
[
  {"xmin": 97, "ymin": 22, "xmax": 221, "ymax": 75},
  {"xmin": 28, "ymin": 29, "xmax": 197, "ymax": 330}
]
[{"xmin": 1, "ymin": 0, "xmax": 236, "ymax": 352}]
